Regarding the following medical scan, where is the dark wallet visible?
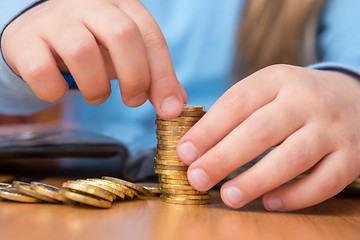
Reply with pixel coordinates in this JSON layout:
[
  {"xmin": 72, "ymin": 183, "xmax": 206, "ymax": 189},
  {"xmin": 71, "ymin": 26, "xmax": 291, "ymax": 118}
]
[{"xmin": 0, "ymin": 129, "xmax": 128, "ymax": 159}]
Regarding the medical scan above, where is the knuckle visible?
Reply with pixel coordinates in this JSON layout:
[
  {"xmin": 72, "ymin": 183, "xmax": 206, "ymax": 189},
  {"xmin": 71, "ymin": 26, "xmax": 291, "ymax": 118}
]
[
  {"xmin": 67, "ymin": 39, "xmax": 94, "ymax": 60},
  {"xmin": 210, "ymin": 151, "xmax": 232, "ymax": 175},
  {"xmin": 110, "ymin": 20, "xmax": 138, "ymax": 42},
  {"xmin": 23, "ymin": 61, "xmax": 50, "ymax": 80},
  {"xmin": 321, "ymin": 171, "xmax": 342, "ymax": 193},
  {"xmin": 121, "ymin": 74, "xmax": 150, "ymax": 94},
  {"xmin": 221, "ymin": 86, "xmax": 249, "ymax": 116},
  {"xmin": 263, "ymin": 64, "xmax": 297, "ymax": 78},
  {"xmin": 286, "ymin": 142, "xmax": 309, "ymax": 167},
  {"xmin": 247, "ymin": 116, "xmax": 274, "ymax": 144},
  {"xmin": 143, "ymin": 31, "xmax": 166, "ymax": 49}
]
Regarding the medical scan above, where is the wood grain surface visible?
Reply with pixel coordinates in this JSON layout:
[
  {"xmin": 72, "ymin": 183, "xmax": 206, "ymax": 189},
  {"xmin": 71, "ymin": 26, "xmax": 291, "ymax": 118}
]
[{"xmin": 0, "ymin": 176, "xmax": 359, "ymax": 240}]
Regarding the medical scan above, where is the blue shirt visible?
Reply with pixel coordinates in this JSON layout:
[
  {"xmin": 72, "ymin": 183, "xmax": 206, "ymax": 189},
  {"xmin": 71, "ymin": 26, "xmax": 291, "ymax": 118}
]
[{"xmin": 1, "ymin": 0, "xmax": 360, "ymax": 153}]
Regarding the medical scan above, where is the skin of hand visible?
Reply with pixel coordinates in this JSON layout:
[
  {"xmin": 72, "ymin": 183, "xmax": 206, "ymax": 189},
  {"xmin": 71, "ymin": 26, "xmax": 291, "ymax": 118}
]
[
  {"xmin": 1, "ymin": 0, "xmax": 187, "ymax": 119},
  {"xmin": 177, "ymin": 64, "xmax": 360, "ymax": 211}
]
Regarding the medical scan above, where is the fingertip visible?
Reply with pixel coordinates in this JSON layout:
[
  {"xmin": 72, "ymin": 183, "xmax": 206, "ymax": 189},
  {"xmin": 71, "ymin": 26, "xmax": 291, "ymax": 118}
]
[
  {"xmin": 220, "ymin": 185, "xmax": 245, "ymax": 209},
  {"xmin": 157, "ymin": 95, "xmax": 183, "ymax": 119},
  {"xmin": 262, "ymin": 195, "xmax": 284, "ymax": 212},
  {"xmin": 177, "ymin": 141, "xmax": 199, "ymax": 165}
]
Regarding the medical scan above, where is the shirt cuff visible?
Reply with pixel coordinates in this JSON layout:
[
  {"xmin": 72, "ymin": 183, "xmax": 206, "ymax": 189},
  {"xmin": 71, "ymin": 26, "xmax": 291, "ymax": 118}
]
[{"xmin": 307, "ymin": 62, "xmax": 360, "ymax": 80}]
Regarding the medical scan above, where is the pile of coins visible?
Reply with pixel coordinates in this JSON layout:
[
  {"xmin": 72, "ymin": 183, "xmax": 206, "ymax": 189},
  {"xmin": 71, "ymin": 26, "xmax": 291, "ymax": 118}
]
[
  {"xmin": 0, "ymin": 177, "xmax": 160, "ymax": 208},
  {"xmin": 155, "ymin": 105, "xmax": 211, "ymax": 205}
]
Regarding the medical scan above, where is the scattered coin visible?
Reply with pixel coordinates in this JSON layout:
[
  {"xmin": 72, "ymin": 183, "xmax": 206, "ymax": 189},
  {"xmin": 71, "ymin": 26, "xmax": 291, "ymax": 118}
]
[
  {"xmin": 0, "ymin": 187, "xmax": 41, "ymax": 203},
  {"xmin": 59, "ymin": 188, "xmax": 111, "ymax": 209},
  {"xmin": 13, "ymin": 181, "xmax": 58, "ymax": 203}
]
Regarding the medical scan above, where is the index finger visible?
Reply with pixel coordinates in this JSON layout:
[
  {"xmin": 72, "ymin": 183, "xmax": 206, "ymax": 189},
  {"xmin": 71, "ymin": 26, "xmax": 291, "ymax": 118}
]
[
  {"xmin": 117, "ymin": 0, "xmax": 186, "ymax": 119},
  {"xmin": 177, "ymin": 67, "xmax": 283, "ymax": 165}
]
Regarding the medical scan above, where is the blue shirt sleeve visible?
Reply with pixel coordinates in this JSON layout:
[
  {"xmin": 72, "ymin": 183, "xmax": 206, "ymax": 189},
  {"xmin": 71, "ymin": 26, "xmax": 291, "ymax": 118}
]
[
  {"xmin": 0, "ymin": 0, "xmax": 63, "ymax": 115},
  {"xmin": 310, "ymin": 0, "xmax": 360, "ymax": 78}
]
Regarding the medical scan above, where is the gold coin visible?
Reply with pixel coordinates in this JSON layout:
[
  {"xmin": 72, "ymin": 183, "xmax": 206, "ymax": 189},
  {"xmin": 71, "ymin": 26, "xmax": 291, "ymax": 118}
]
[
  {"xmin": 154, "ymin": 169, "xmax": 187, "ymax": 176},
  {"xmin": 155, "ymin": 129, "xmax": 188, "ymax": 137},
  {"xmin": 158, "ymin": 177, "xmax": 190, "ymax": 185},
  {"xmin": 89, "ymin": 179, "xmax": 134, "ymax": 199},
  {"xmin": 157, "ymin": 140, "xmax": 180, "ymax": 146},
  {"xmin": 156, "ymin": 144, "xmax": 178, "ymax": 151},
  {"xmin": 59, "ymin": 188, "xmax": 111, "ymax": 208},
  {"xmin": 161, "ymin": 188, "xmax": 209, "ymax": 195},
  {"xmin": 157, "ymin": 173, "xmax": 189, "ymax": 180},
  {"xmin": 156, "ymin": 135, "xmax": 182, "ymax": 141},
  {"xmin": 160, "ymin": 195, "xmax": 209, "ymax": 205},
  {"xmin": 102, "ymin": 176, "xmax": 150, "ymax": 196},
  {"xmin": 155, "ymin": 119, "xmax": 195, "ymax": 127},
  {"xmin": 182, "ymin": 104, "xmax": 205, "ymax": 112},
  {"xmin": 13, "ymin": 181, "xmax": 58, "ymax": 203},
  {"xmin": 137, "ymin": 183, "xmax": 161, "ymax": 195},
  {"xmin": 157, "ymin": 125, "xmax": 192, "ymax": 131},
  {"xmin": 156, "ymin": 149, "xmax": 179, "ymax": 155},
  {"xmin": 162, "ymin": 193, "xmax": 211, "ymax": 200},
  {"xmin": 78, "ymin": 179, "xmax": 123, "ymax": 200},
  {"xmin": 155, "ymin": 159, "xmax": 187, "ymax": 167},
  {"xmin": 160, "ymin": 183, "xmax": 195, "ymax": 191},
  {"xmin": 155, "ymin": 164, "xmax": 188, "ymax": 171},
  {"xmin": 156, "ymin": 116, "xmax": 202, "ymax": 122},
  {"xmin": 155, "ymin": 154, "xmax": 181, "ymax": 161},
  {"xmin": 178, "ymin": 111, "xmax": 205, "ymax": 117},
  {"xmin": 0, "ymin": 183, "xmax": 11, "ymax": 188},
  {"xmin": 0, "ymin": 187, "xmax": 41, "ymax": 203},
  {"xmin": 30, "ymin": 182, "xmax": 65, "ymax": 202},
  {"xmin": 63, "ymin": 180, "xmax": 114, "ymax": 202}
]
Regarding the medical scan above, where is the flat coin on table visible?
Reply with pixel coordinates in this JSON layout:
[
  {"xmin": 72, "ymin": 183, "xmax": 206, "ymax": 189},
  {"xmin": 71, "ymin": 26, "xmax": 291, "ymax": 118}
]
[
  {"xmin": 30, "ymin": 182, "xmax": 64, "ymax": 202},
  {"xmin": 13, "ymin": 181, "xmax": 58, "ymax": 203},
  {"xmin": 62, "ymin": 180, "xmax": 114, "ymax": 202},
  {"xmin": 102, "ymin": 176, "xmax": 150, "ymax": 196},
  {"xmin": 162, "ymin": 194, "xmax": 211, "ymax": 200},
  {"xmin": 0, "ymin": 187, "xmax": 41, "ymax": 203},
  {"xmin": 59, "ymin": 188, "xmax": 111, "ymax": 209},
  {"xmin": 137, "ymin": 183, "xmax": 161, "ymax": 195},
  {"xmin": 160, "ymin": 195, "xmax": 209, "ymax": 205}
]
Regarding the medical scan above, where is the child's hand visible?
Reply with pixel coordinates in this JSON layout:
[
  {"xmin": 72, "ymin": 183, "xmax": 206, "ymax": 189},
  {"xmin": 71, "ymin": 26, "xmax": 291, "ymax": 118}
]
[
  {"xmin": 178, "ymin": 64, "xmax": 360, "ymax": 211},
  {"xmin": 1, "ymin": 0, "xmax": 186, "ymax": 119}
]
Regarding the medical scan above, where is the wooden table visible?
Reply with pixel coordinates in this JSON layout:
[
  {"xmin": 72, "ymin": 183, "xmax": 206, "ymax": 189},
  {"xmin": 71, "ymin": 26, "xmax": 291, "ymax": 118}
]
[{"xmin": 0, "ymin": 176, "xmax": 359, "ymax": 240}]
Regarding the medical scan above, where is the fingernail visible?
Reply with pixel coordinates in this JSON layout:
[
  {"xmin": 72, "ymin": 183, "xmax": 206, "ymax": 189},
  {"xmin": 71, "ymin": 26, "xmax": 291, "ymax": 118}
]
[
  {"xmin": 161, "ymin": 96, "xmax": 181, "ymax": 116},
  {"xmin": 128, "ymin": 92, "xmax": 148, "ymax": 107},
  {"xmin": 177, "ymin": 141, "xmax": 198, "ymax": 164},
  {"xmin": 264, "ymin": 197, "xmax": 283, "ymax": 211},
  {"xmin": 188, "ymin": 168, "xmax": 210, "ymax": 190},
  {"xmin": 222, "ymin": 186, "xmax": 244, "ymax": 208}
]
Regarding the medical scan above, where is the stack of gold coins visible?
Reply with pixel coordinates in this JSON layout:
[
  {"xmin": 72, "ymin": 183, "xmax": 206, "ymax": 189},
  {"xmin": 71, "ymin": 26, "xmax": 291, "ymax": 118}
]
[{"xmin": 155, "ymin": 104, "xmax": 211, "ymax": 205}]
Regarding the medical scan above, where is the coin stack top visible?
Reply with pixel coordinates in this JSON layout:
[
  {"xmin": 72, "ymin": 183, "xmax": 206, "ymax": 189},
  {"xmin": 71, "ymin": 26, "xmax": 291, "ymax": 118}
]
[{"xmin": 155, "ymin": 104, "xmax": 211, "ymax": 205}]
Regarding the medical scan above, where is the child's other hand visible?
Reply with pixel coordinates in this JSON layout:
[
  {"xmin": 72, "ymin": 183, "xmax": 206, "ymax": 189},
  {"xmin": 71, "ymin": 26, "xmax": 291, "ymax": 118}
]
[
  {"xmin": 178, "ymin": 64, "xmax": 360, "ymax": 211},
  {"xmin": 1, "ymin": 0, "xmax": 186, "ymax": 119}
]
